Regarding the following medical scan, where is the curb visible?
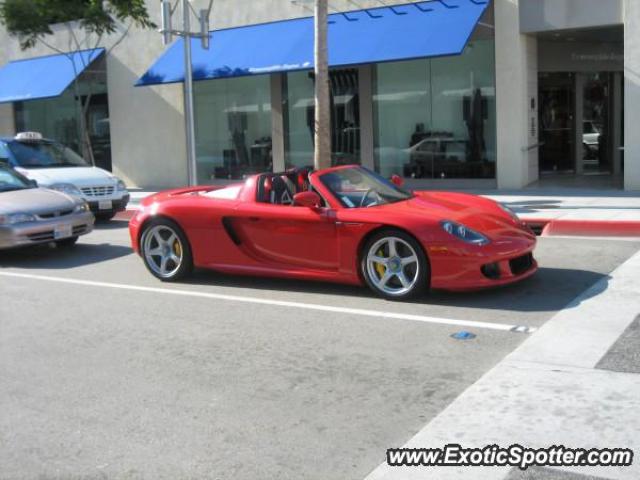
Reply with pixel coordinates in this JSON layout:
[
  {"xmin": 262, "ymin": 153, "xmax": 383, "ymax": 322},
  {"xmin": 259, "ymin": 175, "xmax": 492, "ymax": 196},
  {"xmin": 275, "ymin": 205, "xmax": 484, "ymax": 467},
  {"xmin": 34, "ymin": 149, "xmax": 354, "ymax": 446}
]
[
  {"xmin": 522, "ymin": 218, "xmax": 640, "ymax": 237},
  {"xmin": 540, "ymin": 219, "xmax": 640, "ymax": 237}
]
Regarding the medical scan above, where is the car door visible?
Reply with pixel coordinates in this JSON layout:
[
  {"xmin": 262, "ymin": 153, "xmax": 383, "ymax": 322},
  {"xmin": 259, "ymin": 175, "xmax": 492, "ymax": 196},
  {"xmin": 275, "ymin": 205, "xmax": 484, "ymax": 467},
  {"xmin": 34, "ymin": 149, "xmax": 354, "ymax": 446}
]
[{"xmin": 233, "ymin": 202, "xmax": 339, "ymax": 270}]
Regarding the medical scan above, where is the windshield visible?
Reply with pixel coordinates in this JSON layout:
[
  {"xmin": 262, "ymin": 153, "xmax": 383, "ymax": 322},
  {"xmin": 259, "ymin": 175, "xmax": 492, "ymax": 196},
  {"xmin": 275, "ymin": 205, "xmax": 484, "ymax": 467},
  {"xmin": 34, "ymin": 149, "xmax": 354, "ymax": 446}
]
[
  {"xmin": 0, "ymin": 166, "xmax": 31, "ymax": 192},
  {"xmin": 7, "ymin": 140, "xmax": 89, "ymax": 168},
  {"xmin": 319, "ymin": 166, "xmax": 412, "ymax": 208}
]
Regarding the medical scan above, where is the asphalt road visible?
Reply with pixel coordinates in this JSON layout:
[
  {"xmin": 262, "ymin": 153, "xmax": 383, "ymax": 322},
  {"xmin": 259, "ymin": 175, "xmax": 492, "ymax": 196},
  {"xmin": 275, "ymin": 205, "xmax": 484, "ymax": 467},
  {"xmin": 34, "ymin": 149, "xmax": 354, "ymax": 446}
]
[{"xmin": 1, "ymin": 221, "xmax": 639, "ymax": 480}]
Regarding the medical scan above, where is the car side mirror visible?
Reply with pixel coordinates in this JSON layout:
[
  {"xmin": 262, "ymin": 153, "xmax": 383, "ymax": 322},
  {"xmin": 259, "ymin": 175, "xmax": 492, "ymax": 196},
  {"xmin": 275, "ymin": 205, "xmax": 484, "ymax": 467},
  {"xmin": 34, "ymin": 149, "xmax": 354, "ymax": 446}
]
[
  {"xmin": 28, "ymin": 179, "xmax": 38, "ymax": 187},
  {"xmin": 390, "ymin": 174, "xmax": 404, "ymax": 187},
  {"xmin": 293, "ymin": 191, "xmax": 321, "ymax": 209}
]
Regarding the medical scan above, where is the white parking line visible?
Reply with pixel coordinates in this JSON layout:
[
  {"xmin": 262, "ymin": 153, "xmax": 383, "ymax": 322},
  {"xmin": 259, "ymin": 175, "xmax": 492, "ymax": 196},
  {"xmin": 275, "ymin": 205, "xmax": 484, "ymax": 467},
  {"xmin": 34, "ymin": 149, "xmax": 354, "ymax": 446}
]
[{"xmin": 0, "ymin": 271, "xmax": 535, "ymax": 334}]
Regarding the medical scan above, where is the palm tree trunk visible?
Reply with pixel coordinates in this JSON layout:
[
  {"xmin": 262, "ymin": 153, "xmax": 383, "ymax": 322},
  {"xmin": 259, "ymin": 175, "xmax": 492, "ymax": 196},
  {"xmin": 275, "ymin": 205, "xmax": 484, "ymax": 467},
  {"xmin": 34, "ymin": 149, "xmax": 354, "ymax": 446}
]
[{"xmin": 314, "ymin": 0, "xmax": 331, "ymax": 170}]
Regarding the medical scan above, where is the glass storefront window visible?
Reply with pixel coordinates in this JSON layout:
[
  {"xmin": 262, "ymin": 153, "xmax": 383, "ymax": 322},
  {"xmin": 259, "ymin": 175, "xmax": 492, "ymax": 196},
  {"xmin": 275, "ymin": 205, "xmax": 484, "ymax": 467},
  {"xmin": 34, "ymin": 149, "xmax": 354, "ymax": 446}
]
[
  {"xmin": 283, "ymin": 71, "xmax": 314, "ymax": 169},
  {"xmin": 283, "ymin": 68, "xmax": 360, "ymax": 169},
  {"xmin": 194, "ymin": 75, "xmax": 272, "ymax": 182},
  {"xmin": 14, "ymin": 55, "xmax": 112, "ymax": 171},
  {"xmin": 374, "ymin": 39, "xmax": 496, "ymax": 179},
  {"xmin": 15, "ymin": 90, "xmax": 80, "ymax": 150}
]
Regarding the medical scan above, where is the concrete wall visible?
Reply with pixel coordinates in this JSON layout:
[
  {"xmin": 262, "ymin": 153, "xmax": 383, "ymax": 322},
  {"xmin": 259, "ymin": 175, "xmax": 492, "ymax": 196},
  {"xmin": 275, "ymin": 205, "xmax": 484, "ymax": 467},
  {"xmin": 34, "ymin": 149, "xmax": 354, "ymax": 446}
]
[
  {"xmin": 0, "ymin": 104, "xmax": 14, "ymax": 136},
  {"xmin": 624, "ymin": 0, "xmax": 640, "ymax": 190},
  {"xmin": 520, "ymin": 0, "xmax": 623, "ymax": 33},
  {"xmin": 0, "ymin": 25, "xmax": 13, "ymax": 137},
  {"xmin": 104, "ymin": 4, "xmax": 187, "ymax": 189},
  {"xmin": 495, "ymin": 0, "xmax": 538, "ymax": 189},
  {"xmin": 538, "ymin": 40, "xmax": 623, "ymax": 73}
]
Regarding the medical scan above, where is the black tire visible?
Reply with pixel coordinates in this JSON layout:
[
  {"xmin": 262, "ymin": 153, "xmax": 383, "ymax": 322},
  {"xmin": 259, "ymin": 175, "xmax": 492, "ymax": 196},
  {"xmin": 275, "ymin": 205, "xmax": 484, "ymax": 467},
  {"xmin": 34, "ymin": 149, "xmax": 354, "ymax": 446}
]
[
  {"xmin": 95, "ymin": 212, "xmax": 117, "ymax": 221},
  {"xmin": 140, "ymin": 217, "xmax": 193, "ymax": 282},
  {"xmin": 55, "ymin": 236, "xmax": 79, "ymax": 248},
  {"xmin": 360, "ymin": 229, "xmax": 429, "ymax": 301}
]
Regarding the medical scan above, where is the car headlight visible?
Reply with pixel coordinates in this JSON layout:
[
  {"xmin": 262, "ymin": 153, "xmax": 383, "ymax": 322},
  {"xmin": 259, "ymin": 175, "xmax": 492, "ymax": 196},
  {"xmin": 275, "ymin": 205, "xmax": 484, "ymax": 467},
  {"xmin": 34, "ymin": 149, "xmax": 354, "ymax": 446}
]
[
  {"xmin": 116, "ymin": 179, "xmax": 127, "ymax": 192},
  {"xmin": 50, "ymin": 183, "xmax": 82, "ymax": 196},
  {"xmin": 74, "ymin": 202, "xmax": 89, "ymax": 213},
  {"xmin": 498, "ymin": 203, "xmax": 520, "ymax": 222},
  {"xmin": 441, "ymin": 220, "xmax": 490, "ymax": 245},
  {"xmin": 0, "ymin": 213, "xmax": 37, "ymax": 225}
]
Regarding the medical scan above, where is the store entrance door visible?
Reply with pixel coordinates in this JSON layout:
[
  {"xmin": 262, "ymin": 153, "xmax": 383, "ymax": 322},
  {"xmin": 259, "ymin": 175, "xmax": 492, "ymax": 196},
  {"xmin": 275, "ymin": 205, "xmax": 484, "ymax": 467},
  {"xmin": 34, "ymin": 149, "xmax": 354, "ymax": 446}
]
[
  {"xmin": 582, "ymin": 72, "xmax": 616, "ymax": 175},
  {"xmin": 539, "ymin": 72, "xmax": 575, "ymax": 173},
  {"xmin": 538, "ymin": 72, "xmax": 622, "ymax": 178}
]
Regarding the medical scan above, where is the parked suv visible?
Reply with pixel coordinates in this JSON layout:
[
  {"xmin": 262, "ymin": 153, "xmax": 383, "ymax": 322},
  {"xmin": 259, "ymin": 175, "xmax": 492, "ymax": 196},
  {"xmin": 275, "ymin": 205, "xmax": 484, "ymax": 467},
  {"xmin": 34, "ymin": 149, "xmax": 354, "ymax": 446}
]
[{"xmin": 0, "ymin": 132, "xmax": 129, "ymax": 220}]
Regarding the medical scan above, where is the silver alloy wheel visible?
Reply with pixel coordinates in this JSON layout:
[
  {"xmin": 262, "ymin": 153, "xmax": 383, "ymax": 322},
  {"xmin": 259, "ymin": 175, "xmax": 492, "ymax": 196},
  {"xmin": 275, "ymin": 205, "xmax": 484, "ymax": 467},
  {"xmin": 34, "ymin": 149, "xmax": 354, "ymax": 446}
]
[
  {"xmin": 366, "ymin": 236, "xmax": 420, "ymax": 296},
  {"xmin": 143, "ymin": 225, "xmax": 184, "ymax": 279}
]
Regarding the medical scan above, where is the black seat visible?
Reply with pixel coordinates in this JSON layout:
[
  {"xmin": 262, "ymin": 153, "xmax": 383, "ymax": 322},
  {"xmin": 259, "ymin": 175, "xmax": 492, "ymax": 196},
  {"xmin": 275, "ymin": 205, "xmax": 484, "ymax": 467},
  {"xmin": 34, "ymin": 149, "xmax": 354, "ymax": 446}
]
[{"xmin": 270, "ymin": 175, "xmax": 294, "ymax": 205}]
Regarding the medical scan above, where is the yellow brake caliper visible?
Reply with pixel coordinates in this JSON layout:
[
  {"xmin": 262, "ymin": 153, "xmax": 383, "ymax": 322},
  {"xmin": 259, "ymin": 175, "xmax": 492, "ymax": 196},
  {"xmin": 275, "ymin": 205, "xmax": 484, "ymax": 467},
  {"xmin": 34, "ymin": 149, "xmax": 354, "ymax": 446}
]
[
  {"xmin": 173, "ymin": 240, "xmax": 182, "ymax": 258},
  {"xmin": 375, "ymin": 248, "xmax": 386, "ymax": 278}
]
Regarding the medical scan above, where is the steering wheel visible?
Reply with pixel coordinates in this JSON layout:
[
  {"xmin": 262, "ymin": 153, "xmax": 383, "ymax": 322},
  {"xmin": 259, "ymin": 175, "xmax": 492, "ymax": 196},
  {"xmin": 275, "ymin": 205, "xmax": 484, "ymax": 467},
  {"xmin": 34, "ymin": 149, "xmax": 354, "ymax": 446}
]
[{"xmin": 359, "ymin": 188, "xmax": 381, "ymax": 207}]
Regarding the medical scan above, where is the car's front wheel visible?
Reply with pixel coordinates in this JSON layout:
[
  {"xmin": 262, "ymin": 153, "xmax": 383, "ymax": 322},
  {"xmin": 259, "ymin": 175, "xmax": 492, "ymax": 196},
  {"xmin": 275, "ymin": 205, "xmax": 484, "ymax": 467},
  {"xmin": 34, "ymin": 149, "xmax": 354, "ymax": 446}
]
[
  {"xmin": 361, "ymin": 230, "xmax": 429, "ymax": 300},
  {"xmin": 140, "ymin": 218, "xmax": 193, "ymax": 281}
]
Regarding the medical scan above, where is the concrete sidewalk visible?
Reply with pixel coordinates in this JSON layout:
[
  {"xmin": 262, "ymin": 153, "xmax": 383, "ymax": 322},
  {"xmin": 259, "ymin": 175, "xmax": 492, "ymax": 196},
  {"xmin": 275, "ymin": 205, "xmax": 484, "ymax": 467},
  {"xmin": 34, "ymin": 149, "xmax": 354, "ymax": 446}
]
[
  {"xmin": 124, "ymin": 188, "xmax": 640, "ymax": 237},
  {"xmin": 366, "ymin": 250, "xmax": 640, "ymax": 480}
]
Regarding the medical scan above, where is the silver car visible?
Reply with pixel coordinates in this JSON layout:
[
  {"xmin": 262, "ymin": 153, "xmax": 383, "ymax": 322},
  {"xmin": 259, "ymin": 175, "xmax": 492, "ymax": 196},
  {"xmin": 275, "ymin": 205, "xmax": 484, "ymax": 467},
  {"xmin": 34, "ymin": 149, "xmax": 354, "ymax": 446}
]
[{"xmin": 0, "ymin": 165, "xmax": 94, "ymax": 249}]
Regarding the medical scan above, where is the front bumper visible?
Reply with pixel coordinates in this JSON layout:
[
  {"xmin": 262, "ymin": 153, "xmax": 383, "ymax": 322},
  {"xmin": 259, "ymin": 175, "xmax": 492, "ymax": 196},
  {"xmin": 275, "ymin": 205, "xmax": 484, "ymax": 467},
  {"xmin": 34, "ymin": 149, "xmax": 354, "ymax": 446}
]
[
  {"xmin": 86, "ymin": 194, "xmax": 130, "ymax": 214},
  {"xmin": 0, "ymin": 212, "xmax": 95, "ymax": 249},
  {"xmin": 428, "ymin": 236, "xmax": 538, "ymax": 291}
]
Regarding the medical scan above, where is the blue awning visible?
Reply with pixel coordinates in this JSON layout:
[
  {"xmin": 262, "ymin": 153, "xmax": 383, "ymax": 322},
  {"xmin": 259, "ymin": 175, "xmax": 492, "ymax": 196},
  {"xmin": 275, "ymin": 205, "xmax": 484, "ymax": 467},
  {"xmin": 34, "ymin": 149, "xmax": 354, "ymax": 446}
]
[
  {"xmin": 136, "ymin": 0, "xmax": 489, "ymax": 86},
  {"xmin": 0, "ymin": 48, "xmax": 105, "ymax": 104}
]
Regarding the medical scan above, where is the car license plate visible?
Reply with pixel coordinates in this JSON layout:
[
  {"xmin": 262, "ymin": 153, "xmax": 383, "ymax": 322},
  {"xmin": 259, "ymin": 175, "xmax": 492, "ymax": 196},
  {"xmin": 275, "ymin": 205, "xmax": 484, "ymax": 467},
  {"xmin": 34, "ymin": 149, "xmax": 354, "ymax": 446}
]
[
  {"xmin": 98, "ymin": 200, "xmax": 113, "ymax": 210},
  {"xmin": 54, "ymin": 225, "xmax": 72, "ymax": 239}
]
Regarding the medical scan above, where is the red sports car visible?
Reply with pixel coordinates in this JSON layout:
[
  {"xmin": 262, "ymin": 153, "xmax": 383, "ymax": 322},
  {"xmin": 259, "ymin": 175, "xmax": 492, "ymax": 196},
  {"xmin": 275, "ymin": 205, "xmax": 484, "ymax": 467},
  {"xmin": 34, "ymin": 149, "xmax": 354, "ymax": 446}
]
[{"xmin": 129, "ymin": 165, "xmax": 537, "ymax": 300}]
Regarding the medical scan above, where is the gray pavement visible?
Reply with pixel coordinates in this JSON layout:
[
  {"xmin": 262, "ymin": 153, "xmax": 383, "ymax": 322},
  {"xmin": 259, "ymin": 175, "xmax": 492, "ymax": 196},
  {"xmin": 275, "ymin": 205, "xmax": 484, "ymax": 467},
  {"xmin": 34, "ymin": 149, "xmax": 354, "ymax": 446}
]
[
  {"xmin": 1, "ymin": 222, "xmax": 639, "ymax": 479},
  {"xmin": 597, "ymin": 314, "xmax": 640, "ymax": 374}
]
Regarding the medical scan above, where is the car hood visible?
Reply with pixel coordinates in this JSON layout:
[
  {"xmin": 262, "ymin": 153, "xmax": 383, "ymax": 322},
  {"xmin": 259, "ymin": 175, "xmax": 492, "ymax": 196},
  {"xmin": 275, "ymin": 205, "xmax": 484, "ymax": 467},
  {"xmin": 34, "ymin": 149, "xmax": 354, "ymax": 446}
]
[
  {"xmin": 0, "ymin": 187, "xmax": 80, "ymax": 215},
  {"xmin": 16, "ymin": 166, "xmax": 116, "ymax": 187},
  {"xmin": 340, "ymin": 191, "xmax": 530, "ymax": 239}
]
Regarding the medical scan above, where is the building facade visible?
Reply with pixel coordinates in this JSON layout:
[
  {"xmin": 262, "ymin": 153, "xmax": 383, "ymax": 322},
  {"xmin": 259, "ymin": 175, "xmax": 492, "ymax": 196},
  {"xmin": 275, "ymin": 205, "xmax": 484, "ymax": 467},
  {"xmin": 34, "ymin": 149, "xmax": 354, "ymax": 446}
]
[{"xmin": 0, "ymin": 0, "xmax": 637, "ymax": 190}]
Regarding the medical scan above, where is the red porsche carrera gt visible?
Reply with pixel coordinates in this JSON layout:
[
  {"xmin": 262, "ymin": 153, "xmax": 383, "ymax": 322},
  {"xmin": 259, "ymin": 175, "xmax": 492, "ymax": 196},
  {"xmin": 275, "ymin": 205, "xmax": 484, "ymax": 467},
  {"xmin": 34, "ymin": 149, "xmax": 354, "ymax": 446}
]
[{"xmin": 129, "ymin": 165, "xmax": 537, "ymax": 300}]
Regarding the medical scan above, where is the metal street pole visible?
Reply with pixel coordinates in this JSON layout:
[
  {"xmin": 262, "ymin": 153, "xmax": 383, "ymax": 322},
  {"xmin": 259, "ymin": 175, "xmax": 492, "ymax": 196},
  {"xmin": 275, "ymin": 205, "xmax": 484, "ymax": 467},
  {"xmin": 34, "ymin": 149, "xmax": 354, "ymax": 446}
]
[{"xmin": 182, "ymin": 0, "xmax": 198, "ymax": 186}]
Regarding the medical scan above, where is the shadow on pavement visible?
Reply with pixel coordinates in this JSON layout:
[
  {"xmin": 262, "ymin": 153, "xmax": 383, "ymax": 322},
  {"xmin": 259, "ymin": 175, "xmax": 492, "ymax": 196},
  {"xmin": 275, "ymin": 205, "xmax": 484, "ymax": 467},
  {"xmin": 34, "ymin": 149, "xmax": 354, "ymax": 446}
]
[
  {"xmin": 0, "ymin": 242, "xmax": 132, "ymax": 269},
  {"xmin": 182, "ymin": 266, "xmax": 609, "ymax": 313},
  {"xmin": 183, "ymin": 270, "xmax": 371, "ymax": 299},
  {"xmin": 428, "ymin": 268, "xmax": 609, "ymax": 312},
  {"xmin": 94, "ymin": 219, "xmax": 130, "ymax": 230}
]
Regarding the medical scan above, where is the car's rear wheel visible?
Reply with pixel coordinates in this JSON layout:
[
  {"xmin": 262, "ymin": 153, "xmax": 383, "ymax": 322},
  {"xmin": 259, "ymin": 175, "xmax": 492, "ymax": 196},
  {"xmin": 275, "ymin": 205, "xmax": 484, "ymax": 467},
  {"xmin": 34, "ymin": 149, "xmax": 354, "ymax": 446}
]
[
  {"xmin": 361, "ymin": 230, "xmax": 428, "ymax": 300},
  {"xmin": 140, "ymin": 218, "xmax": 193, "ymax": 281},
  {"xmin": 55, "ymin": 236, "xmax": 79, "ymax": 248}
]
